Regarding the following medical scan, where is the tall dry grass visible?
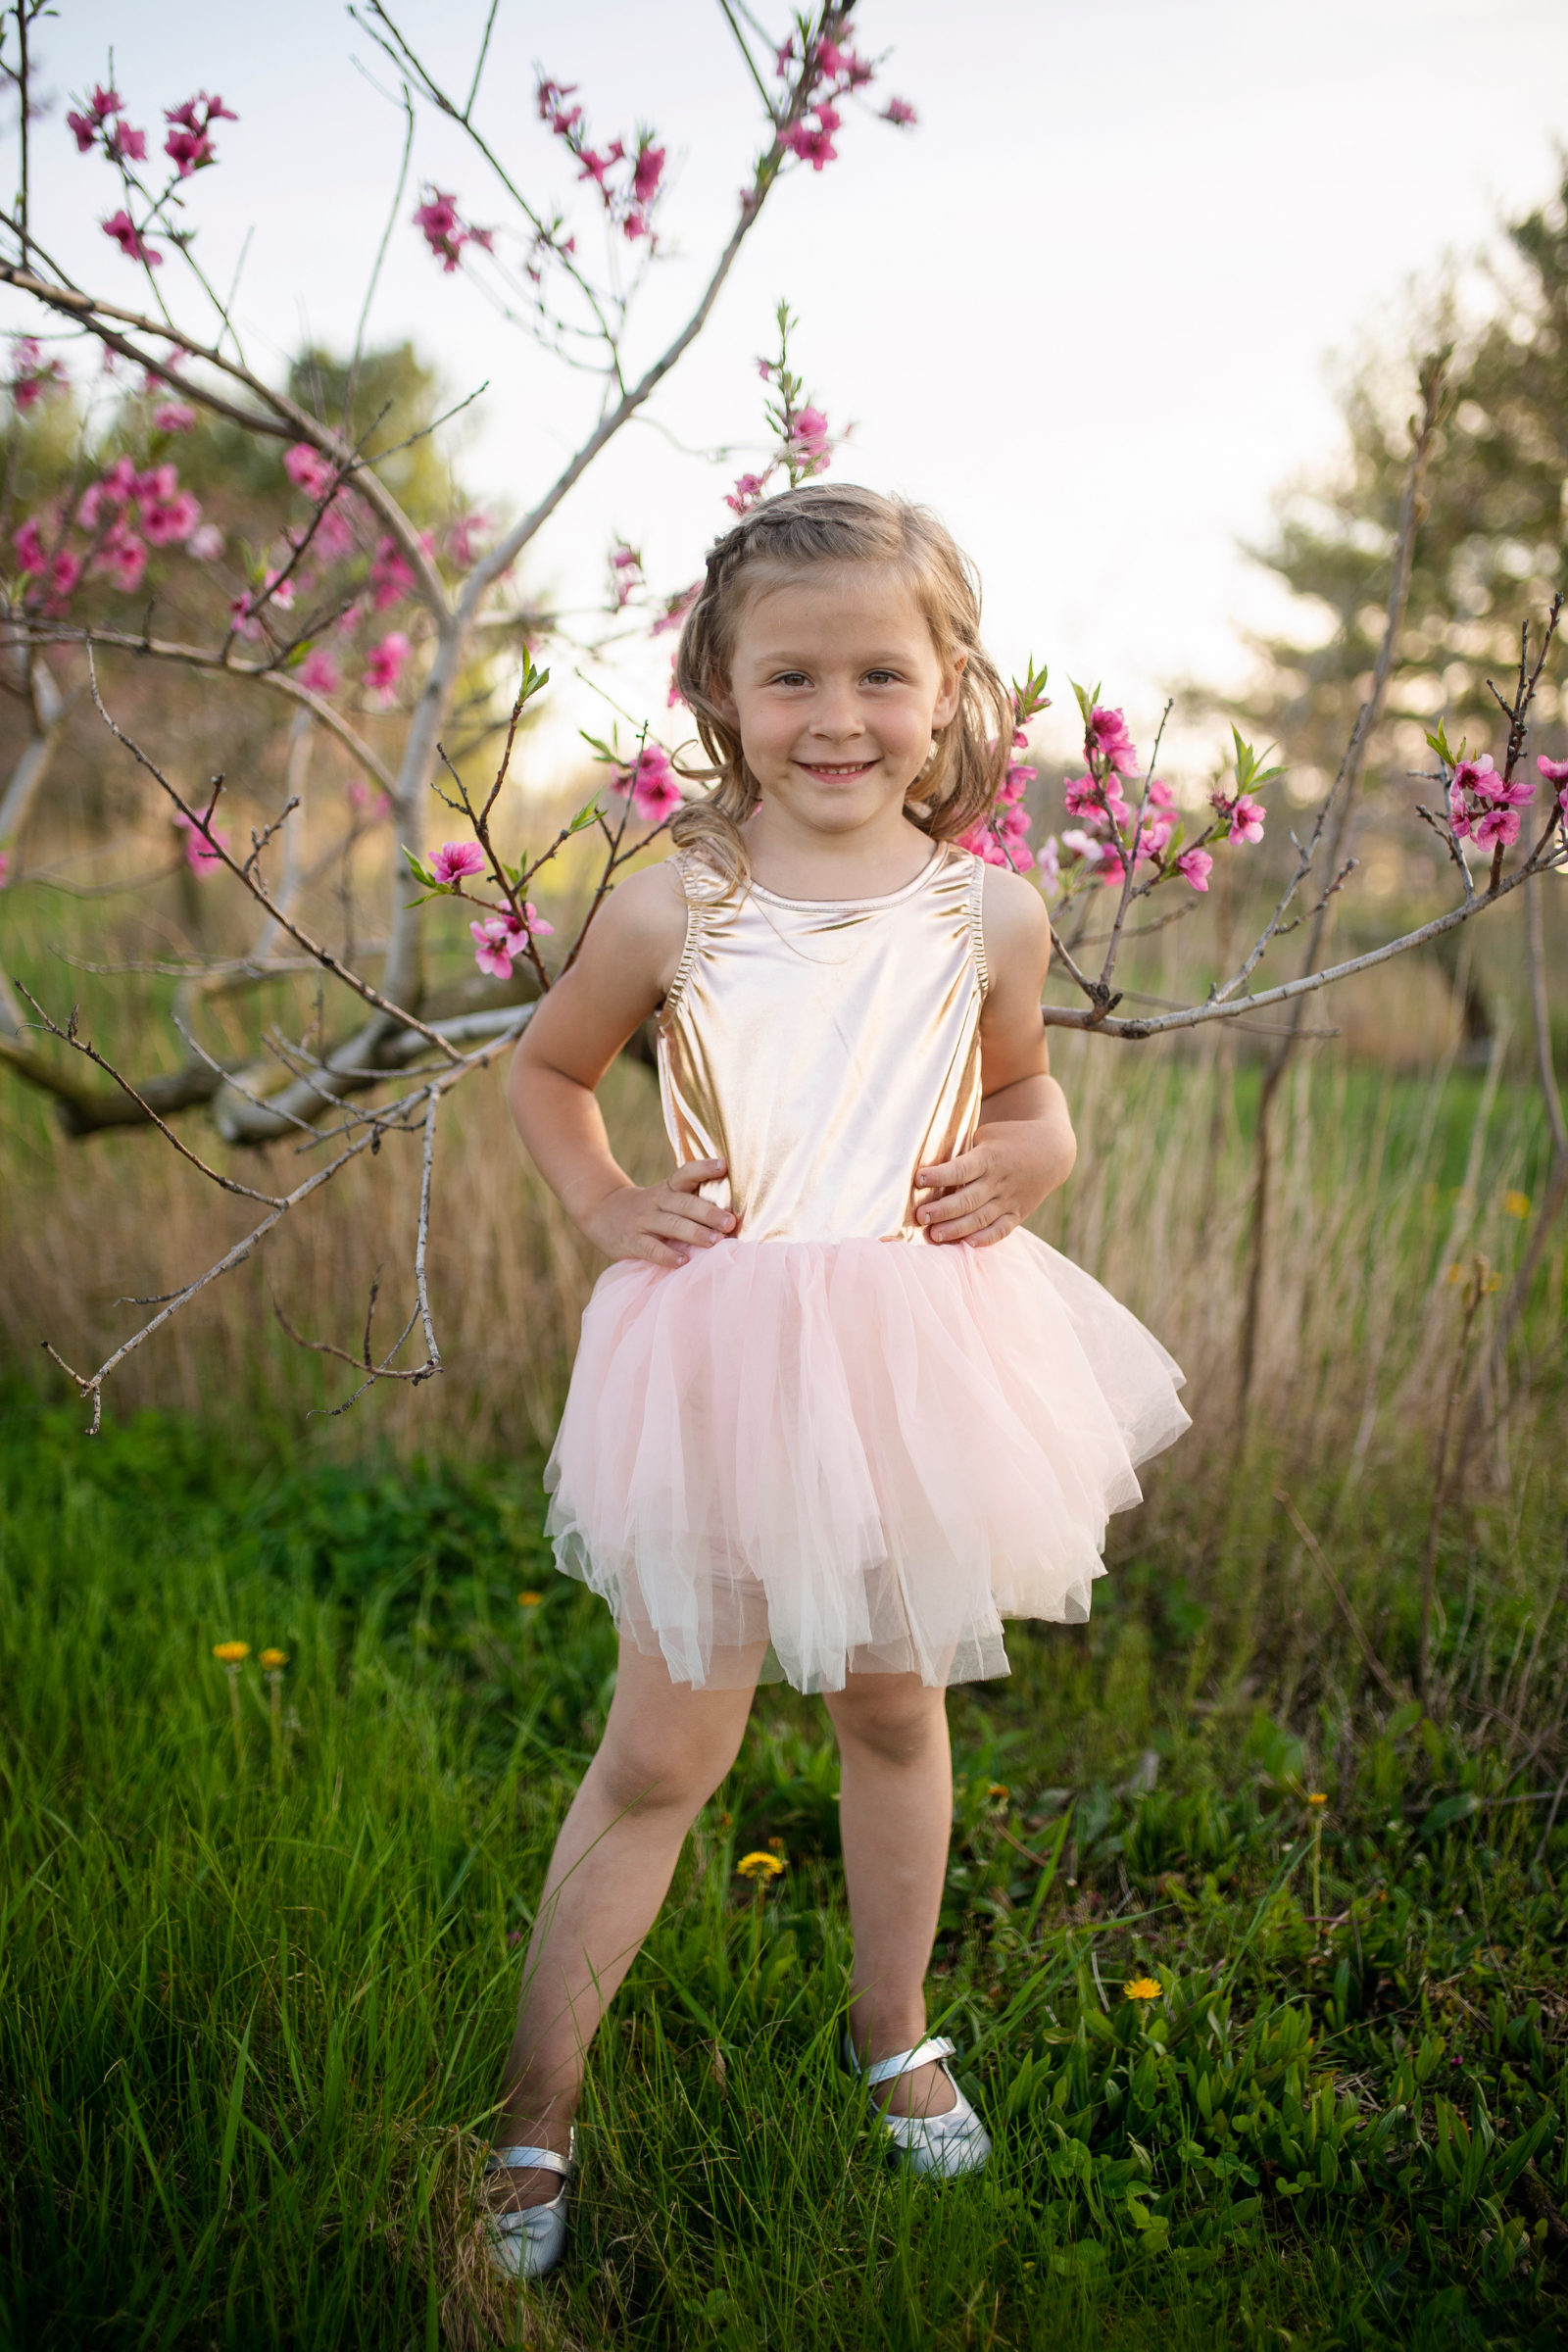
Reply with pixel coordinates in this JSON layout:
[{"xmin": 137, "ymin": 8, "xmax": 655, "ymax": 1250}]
[{"xmin": 3, "ymin": 1009, "xmax": 1559, "ymax": 1485}]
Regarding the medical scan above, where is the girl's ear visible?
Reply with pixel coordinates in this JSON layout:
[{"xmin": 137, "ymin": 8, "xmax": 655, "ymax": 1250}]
[{"xmin": 931, "ymin": 652, "xmax": 966, "ymax": 732}]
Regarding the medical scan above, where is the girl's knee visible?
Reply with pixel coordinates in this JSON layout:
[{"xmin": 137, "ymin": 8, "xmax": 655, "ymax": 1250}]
[
  {"xmin": 826, "ymin": 1675, "xmax": 947, "ymax": 1764},
  {"xmin": 595, "ymin": 1710, "xmax": 745, "ymax": 1818}
]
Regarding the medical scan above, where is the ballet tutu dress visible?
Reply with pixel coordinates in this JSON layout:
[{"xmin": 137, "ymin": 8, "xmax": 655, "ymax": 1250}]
[{"xmin": 544, "ymin": 842, "xmax": 1190, "ymax": 1691}]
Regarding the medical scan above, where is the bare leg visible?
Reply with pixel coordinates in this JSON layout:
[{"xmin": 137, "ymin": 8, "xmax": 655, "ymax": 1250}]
[
  {"xmin": 822, "ymin": 1672, "xmax": 956, "ymax": 2121},
  {"xmin": 493, "ymin": 1629, "xmax": 762, "ymax": 2206}
]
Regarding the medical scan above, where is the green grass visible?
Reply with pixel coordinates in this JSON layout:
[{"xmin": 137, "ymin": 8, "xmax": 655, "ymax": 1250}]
[{"xmin": 3, "ymin": 1390, "xmax": 1568, "ymax": 2351}]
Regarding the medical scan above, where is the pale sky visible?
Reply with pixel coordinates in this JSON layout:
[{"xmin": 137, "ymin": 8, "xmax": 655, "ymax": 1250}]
[{"xmin": 8, "ymin": 0, "xmax": 1567, "ymax": 782}]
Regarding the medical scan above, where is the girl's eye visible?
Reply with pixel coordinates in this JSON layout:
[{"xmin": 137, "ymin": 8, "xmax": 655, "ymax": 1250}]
[
  {"xmin": 771, "ymin": 669, "xmax": 810, "ymax": 687},
  {"xmin": 862, "ymin": 669, "xmax": 901, "ymax": 686}
]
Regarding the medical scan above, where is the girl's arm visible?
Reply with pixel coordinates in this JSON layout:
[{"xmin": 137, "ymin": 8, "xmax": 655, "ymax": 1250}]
[
  {"xmin": 508, "ymin": 864, "xmax": 736, "ymax": 1269},
  {"xmin": 914, "ymin": 865, "xmax": 1076, "ymax": 1248}
]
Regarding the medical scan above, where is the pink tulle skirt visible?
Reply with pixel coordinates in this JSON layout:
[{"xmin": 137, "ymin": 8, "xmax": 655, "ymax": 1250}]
[{"xmin": 544, "ymin": 1230, "xmax": 1190, "ymax": 1692}]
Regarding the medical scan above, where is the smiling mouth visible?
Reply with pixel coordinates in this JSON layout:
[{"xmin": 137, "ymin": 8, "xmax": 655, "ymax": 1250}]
[{"xmin": 797, "ymin": 759, "xmax": 877, "ymax": 777}]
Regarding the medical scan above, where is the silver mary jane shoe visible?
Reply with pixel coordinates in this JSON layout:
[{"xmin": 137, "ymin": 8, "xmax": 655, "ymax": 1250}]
[
  {"xmin": 483, "ymin": 2131, "xmax": 575, "ymax": 2280},
  {"xmin": 844, "ymin": 2034, "xmax": 992, "ymax": 2179}
]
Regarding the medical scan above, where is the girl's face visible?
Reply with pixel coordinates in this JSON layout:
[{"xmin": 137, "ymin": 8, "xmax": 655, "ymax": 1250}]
[{"xmin": 717, "ymin": 564, "xmax": 964, "ymax": 839}]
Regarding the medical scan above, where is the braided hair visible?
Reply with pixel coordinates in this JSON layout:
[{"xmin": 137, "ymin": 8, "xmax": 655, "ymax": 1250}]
[{"xmin": 670, "ymin": 482, "xmax": 1012, "ymax": 892}]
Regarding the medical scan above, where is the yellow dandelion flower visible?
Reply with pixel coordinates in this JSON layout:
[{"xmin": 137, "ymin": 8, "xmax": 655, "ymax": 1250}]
[
  {"xmin": 715, "ymin": 1811, "xmax": 733, "ymax": 1829},
  {"xmin": 736, "ymin": 1851, "xmax": 784, "ymax": 1880},
  {"xmin": 767, "ymin": 1835, "xmax": 787, "ymax": 1853},
  {"xmin": 1307, "ymin": 1791, "xmax": 1328, "ymax": 1806},
  {"xmin": 1124, "ymin": 1978, "xmax": 1161, "ymax": 2002},
  {"xmin": 518, "ymin": 1592, "xmax": 543, "ymax": 1608},
  {"xmin": 212, "ymin": 1642, "xmax": 250, "ymax": 1665},
  {"xmin": 1504, "ymin": 1191, "xmax": 1530, "ymax": 1219},
  {"xmin": 989, "ymin": 1783, "xmax": 1010, "ymax": 1801},
  {"xmin": 259, "ymin": 1648, "xmax": 289, "ymax": 1672}
]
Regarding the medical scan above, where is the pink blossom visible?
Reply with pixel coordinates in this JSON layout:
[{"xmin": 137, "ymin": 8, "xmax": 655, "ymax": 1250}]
[
  {"xmin": 1222, "ymin": 790, "xmax": 1259, "ymax": 847},
  {"xmin": 89, "ymin": 83, "xmax": 123, "ymax": 119},
  {"xmin": 67, "ymin": 112, "xmax": 98, "ymax": 153},
  {"xmin": 882, "ymin": 97, "xmax": 917, "ymax": 125},
  {"xmin": 308, "ymin": 498, "xmax": 356, "ymax": 564},
  {"xmin": 105, "ymin": 120, "xmax": 148, "ymax": 165},
  {"xmin": 50, "ymin": 549, "xmax": 81, "ymax": 597},
  {"xmin": 14, "ymin": 517, "xmax": 48, "ymax": 574},
  {"xmin": 998, "ymin": 758, "xmax": 1035, "ymax": 808},
  {"xmin": 610, "ymin": 544, "xmax": 642, "ymax": 606},
  {"xmin": 613, "ymin": 742, "xmax": 682, "ymax": 823},
  {"xmin": 364, "ymin": 630, "xmax": 411, "ymax": 704},
  {"xmin": 451, "ymin": 512, "xmax": 493, "ymax": 568},
  {"xmin": 162, "ymin": 92, "xmax": 234, "ymax": 175},
  {"xmin": 165, "ymin": 126, "xmax": 213, "ymax": 175},
  {"xmin": 789, "ymin": 404, "xmax": 831, "ymax": 465},
  {"xmin": 632, "ymin": 142, "xmax": 665, "ymax": 207},
  {"xmin": 141, "ymin": 489, "xmax": 201, "ymax": 546},
  {"xmin": 135, "ymin": 464, "xmax": 178, "ymax": 507},
  {"xmin": 186, "ymin": 523, "xmax": 223, "ymax": 562},
  {"xmin": 1088, "ymin": 705, "xmax": 1139, "ymax": 775},
  {"xmin": 1175, "ymin": 848, "xmax": 1213, "ymax": 892},
  {"xmin": 1472, "ymin": 804, "xmax": 1522, "ymax": 850},
  {"xmin": 284, "ymin": 442, "xmax": 335, "ymax": 499},
  {"xmin": 470, "ymin": 909, "xmax": 552, "ymax": 979},
  {"xmin": 1148, "ymin": 778, "xmax": 1175, "ymax": 809},
  {"xmin": 176, "ymin": 808, "xmax": 228, "ymax": 875},
  {"xmin": 431, "ymin": 840, "xmax": 485, "ymax": 886},
  {"xmin": 298, "ymin": 649, "xmax": 339, "ymax": 697},
  {"xmin": 153, "ymin": 401, "xmax": 195, "ymax": 432},
  {"xmin": 413, "ymin": 187, "xmax": 484, "ymax": 271},
  {"xmin": 1137, "ymin": 812, "xmax": 1174, "ymax": 858},
  {"xmin": 0, "ymin": 849, "xmax": 10, "ymax": 889},
  {"xmin": 1038, "ymin": 835, "xmax": 1061, "ymax": 894},
  {"xmin": 653, "ymin": 581, "xmax": 700, "ymax": 638},
  {"xmin": 103, "ymin": 210, "xmax": 162, "ymax": 267},
  {"xmin": 960, "ymin": 823, "xmax": 1009, "ymax": 868},
  {"xmin": 724, "ymin": 471, "xmax": 769, "ymax": 515},
  {"xmin": 370, "ymin": 536, "xmax": 416, "ymax": 611},
  {"xmin": 781, "ymin": 118, "xmax": 838, "ymax": 171},
  {"xmin": 1538, "ymin": 755, "xmax": 1568, "ymax": 784},
  {"xmin": 92, "ymin": 524, "xmax": 147, "ymax": 593}
]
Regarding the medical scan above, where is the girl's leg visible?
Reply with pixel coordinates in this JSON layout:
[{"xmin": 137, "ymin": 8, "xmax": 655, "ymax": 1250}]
[
  {"xmin": 494, "ymin": 1627, "xmax": 761, "ymax": 2204},
  {"xmin": 821, "ymin": 1672, "xmax": 956, "ymax": 2120}
]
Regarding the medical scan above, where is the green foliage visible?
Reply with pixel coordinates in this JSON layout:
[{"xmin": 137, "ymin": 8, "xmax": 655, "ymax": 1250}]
[{"xmin": 4, "ymin": 1392, "xmax": 1568, "ymax": 2346}]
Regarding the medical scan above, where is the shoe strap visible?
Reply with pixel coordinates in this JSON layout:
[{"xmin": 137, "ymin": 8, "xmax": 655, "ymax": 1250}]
[
  {"xmin": 856, "ymin": 2035, "xmax": 956, "ymax": 2090},
  {"xmin": 490, "ymin": 2139, "xmax": 572, "ymax": 2180}
]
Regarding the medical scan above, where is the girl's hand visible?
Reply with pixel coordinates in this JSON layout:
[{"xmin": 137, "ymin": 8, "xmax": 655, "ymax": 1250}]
[
  {"xmin": 915, "ymin": 1085, "xmax": 1076, "ymax": 1248},
  {"xmin": 575, "ymin": 1157, "xmax": 735, "ymax": 1269}
]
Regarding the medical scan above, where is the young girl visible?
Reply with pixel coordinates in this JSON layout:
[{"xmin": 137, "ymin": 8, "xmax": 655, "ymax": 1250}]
[{"xmin": 486, "ymin": 484, "xmax": 1189, "ymax": 2278}]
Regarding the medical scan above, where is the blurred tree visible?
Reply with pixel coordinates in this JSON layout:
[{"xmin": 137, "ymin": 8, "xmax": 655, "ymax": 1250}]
[{"xmin": 1238, "ymin": 168, "xmax": 1567, "ymax": 791}]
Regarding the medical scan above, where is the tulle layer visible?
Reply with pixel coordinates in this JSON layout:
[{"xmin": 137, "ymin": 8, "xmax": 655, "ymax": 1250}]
[{"xmin": 544, "ymin": 1231, "xmax": 1189, "ymax": 1693}]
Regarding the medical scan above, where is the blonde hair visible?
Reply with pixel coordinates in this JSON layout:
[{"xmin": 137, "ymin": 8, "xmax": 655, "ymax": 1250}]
[{"xmin": 670, "ymin": 482, "xmax": 1011, "ymax": 889}]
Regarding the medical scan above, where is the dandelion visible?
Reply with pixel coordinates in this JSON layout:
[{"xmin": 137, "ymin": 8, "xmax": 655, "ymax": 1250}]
[
  {"xmin": 736, "ymin": 1851, "xmax": 784, "ymax": 1880},
  {"xmin": 1124, "ymin": 1978, "xmax": 1161, "ymax": 2002},
  {"xmin": 518, "ymin": 1591, "xmax": 543, "ymax": 1608},
  {"xmin": 767, "ymin": 1835, "xmax": 786, "ymax": 1853},
  {"xmin": 1307, "ymin": 1791, "xmax": 1327, "ymax": 1805},
  {"xmin": 1504, "ymin": 1191, "xmax": 1530, "ymax": 1219},
  {"xmin": 989, "ymin": 1783, "xmax": 1009, "ymax": 1801},
  {"xmin": 213, "ymin": 1642, "xmax": 249, "ymax": 1771}
]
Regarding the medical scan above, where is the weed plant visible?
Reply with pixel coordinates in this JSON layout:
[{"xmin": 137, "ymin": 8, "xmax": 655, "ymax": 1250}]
[{"xmin": 3, "ymin": 1391, "xmax": 1566, "ymax": 2350}]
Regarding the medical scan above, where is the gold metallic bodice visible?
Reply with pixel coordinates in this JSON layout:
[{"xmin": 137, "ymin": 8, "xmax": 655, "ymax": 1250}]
[{"xmin": 657, "ymin": 843, "xmax": 989, "ymax": 1245}]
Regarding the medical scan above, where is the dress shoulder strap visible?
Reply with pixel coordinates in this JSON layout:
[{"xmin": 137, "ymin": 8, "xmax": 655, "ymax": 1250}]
[
  {"xmin": 964, "ymin": 849, "xmax": 990, "ymax": 999},
  {"xmin": 663, "ymin": 849, "xmax": 730, "ymax": 1016}
]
